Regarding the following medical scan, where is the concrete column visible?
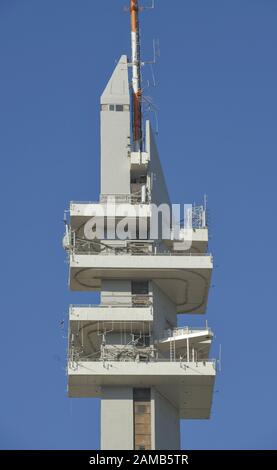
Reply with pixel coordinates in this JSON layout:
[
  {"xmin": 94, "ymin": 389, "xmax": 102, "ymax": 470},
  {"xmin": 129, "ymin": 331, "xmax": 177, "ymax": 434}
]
[
  {"xmin": 151, "ymin": 387, "xmax": 180, "ymax": 450},
  {"xmin": 101, "ymin": 386, "xmax": 134, "ymax": 450},
  {"xmin": 101, "ymin": 280, "xmax": 132, "ymax": 305},
  {"xmin": 152, "ymin": 282, "xmax": 177, "ymax": 341}
]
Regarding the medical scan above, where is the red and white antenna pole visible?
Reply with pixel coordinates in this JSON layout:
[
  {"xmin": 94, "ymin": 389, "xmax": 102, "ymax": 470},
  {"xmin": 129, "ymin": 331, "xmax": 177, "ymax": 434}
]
[{"xmin": 130, "ymin": 0, "xmax": 142, "ymax": 151}]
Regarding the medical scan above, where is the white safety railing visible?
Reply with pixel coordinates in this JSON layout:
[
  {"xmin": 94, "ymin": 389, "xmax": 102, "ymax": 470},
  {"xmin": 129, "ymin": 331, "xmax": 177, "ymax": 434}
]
[
  {"xmin": 163, "ymin": 326, "xmax": 212, "ymax": 339},
  {"xmin": 71, "ymin": 248, "xmax": 212, "ymax": 257},
  {"xmin": 70, "ymin": 295, "xmax": 153, "ymax": 310},
  {"xmin": 69, "ymin": 202, "xmax": 207, "ymax": 228},
  {"xmin": 68, "ymin": 355, "xmax": 217, "ymax": 369},
  {"xmin": 70, "ymin": 194, "xmax": 149, "ymax": 205}
]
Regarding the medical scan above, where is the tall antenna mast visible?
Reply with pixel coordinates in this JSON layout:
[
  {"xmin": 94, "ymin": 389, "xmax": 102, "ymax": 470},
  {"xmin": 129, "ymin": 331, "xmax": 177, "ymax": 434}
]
[{"xmin": 130, "ymin": 0, "xmax": 142, "ymax": 151}]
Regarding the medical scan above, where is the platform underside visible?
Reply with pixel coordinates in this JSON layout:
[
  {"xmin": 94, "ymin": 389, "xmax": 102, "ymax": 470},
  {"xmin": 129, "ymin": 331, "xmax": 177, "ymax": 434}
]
[
  {"xmin": 68, "ymin": 361, "xmax": 215, "ymax": 419},
  {"xmin": 69, "ymin": 254, "xmax": 212, "ymax": 314}
]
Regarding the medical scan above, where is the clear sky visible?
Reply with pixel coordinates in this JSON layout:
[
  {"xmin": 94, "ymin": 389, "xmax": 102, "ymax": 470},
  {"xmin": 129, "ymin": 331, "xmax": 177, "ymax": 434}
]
[{"xmin": 0, "ymin": 0, "xmax": 276, "ymax": 450}]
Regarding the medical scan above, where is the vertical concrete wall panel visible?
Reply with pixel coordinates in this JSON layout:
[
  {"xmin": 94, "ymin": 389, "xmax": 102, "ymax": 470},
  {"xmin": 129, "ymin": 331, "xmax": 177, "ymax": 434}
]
[
  {"xmin": 146, "ymin": 120, "xmax": 171, "ymax": 207},
  {"xmin": 101, "ymin": 280, "xmax": 132, "ymax": 305},
  {"xmin": 152, "ymin": 281, "xmax": 177, "ymax": 340},
  {"xmin": 101, "ymin": 386, "xmax": 134, "ymax": 450},
  {"xmin": 151, "ymin": 388, "xmax": 180, "ymax": 450}
]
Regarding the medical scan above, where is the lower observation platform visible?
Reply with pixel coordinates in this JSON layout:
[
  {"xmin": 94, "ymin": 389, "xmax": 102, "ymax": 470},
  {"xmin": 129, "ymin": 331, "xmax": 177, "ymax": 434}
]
[{"xmin": 68, "ymin": 360, "xmax": 215, "ymax": 419}]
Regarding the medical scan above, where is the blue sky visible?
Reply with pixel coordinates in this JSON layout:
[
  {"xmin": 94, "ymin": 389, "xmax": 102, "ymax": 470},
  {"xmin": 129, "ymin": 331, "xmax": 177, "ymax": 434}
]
[{"xmin": 0, "ymin": 0, "xmax": 277, "ymax": 450}]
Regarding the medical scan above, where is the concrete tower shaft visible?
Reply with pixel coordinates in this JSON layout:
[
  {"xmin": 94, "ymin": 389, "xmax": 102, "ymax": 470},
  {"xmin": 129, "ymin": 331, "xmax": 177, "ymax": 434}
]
[{"xmin": 64, "ymin": 4, "xmax": 216, "ymax": 451}]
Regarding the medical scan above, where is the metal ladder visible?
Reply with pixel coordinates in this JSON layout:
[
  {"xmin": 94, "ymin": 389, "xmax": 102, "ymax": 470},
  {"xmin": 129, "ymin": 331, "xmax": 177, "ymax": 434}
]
[{"xmin": 169, "ymin": 338, "xmax": 176, "ymax": 362}]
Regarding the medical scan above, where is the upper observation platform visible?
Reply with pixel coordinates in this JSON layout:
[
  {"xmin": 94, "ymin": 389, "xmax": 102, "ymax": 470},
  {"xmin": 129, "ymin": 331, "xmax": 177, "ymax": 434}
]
[
  {"xmin": 68, "ymin": 250, "xmax": 212, "ymax": 314},
  {"xmin": 66, "ymin": 201, "xmax": 209, "ymax": 254},
  {"xmin": 70, "ymin": 302, "xmax": 153, "ymax": 327}
]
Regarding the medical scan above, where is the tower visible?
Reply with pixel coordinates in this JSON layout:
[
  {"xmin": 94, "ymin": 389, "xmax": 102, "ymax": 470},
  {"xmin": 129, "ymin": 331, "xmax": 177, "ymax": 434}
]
[{"xmin": 64, "ymin": 1, "xmax": 215, "ymax": 450}]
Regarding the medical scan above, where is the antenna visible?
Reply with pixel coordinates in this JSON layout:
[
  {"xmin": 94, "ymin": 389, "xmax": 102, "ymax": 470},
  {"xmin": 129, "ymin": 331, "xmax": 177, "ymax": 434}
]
[
  {"xmin": 130, "ymin": 0, "xmax": 143, "ymax": 151},
  {"xmin": 127, "ymin": 1, "xmax": 157, "ymax": 149}
]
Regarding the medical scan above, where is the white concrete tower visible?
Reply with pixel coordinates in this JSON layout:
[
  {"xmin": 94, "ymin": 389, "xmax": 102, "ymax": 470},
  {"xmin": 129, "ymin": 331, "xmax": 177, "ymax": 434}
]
[{"xmin": 64, "ymin": 2, "xmax": 216, "ymax": 450}]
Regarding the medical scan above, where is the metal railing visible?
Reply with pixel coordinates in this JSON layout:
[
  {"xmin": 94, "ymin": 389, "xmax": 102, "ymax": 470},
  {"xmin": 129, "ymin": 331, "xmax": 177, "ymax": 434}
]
[
  {"xmin": 69, "ymin": 201, "xmax": 207, "ymax": 228},
  {"xmin": 70, "ymin": 196, "xmax": 147, "ymax": 205},
  {"xmin": 71, "ymin": 246, "xmax": 212, "ymax": 257},
  {"xmin": 70, "ymin": 295, "xmax": 153, "ymax": 310},
  {"xmin": 70, "ymin": 201, "xmax": 99, "ymax": 205},
  {"xmin": 190, "ymin": 205, "xmax": 206, "ymax": 229},
  {"xmin": 68, "ymin": 356, "xmax": 216, "ymax": 368},
  {"xmin": 162, "ymin": 326, "xmax": 212, "ymax": 339}
]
